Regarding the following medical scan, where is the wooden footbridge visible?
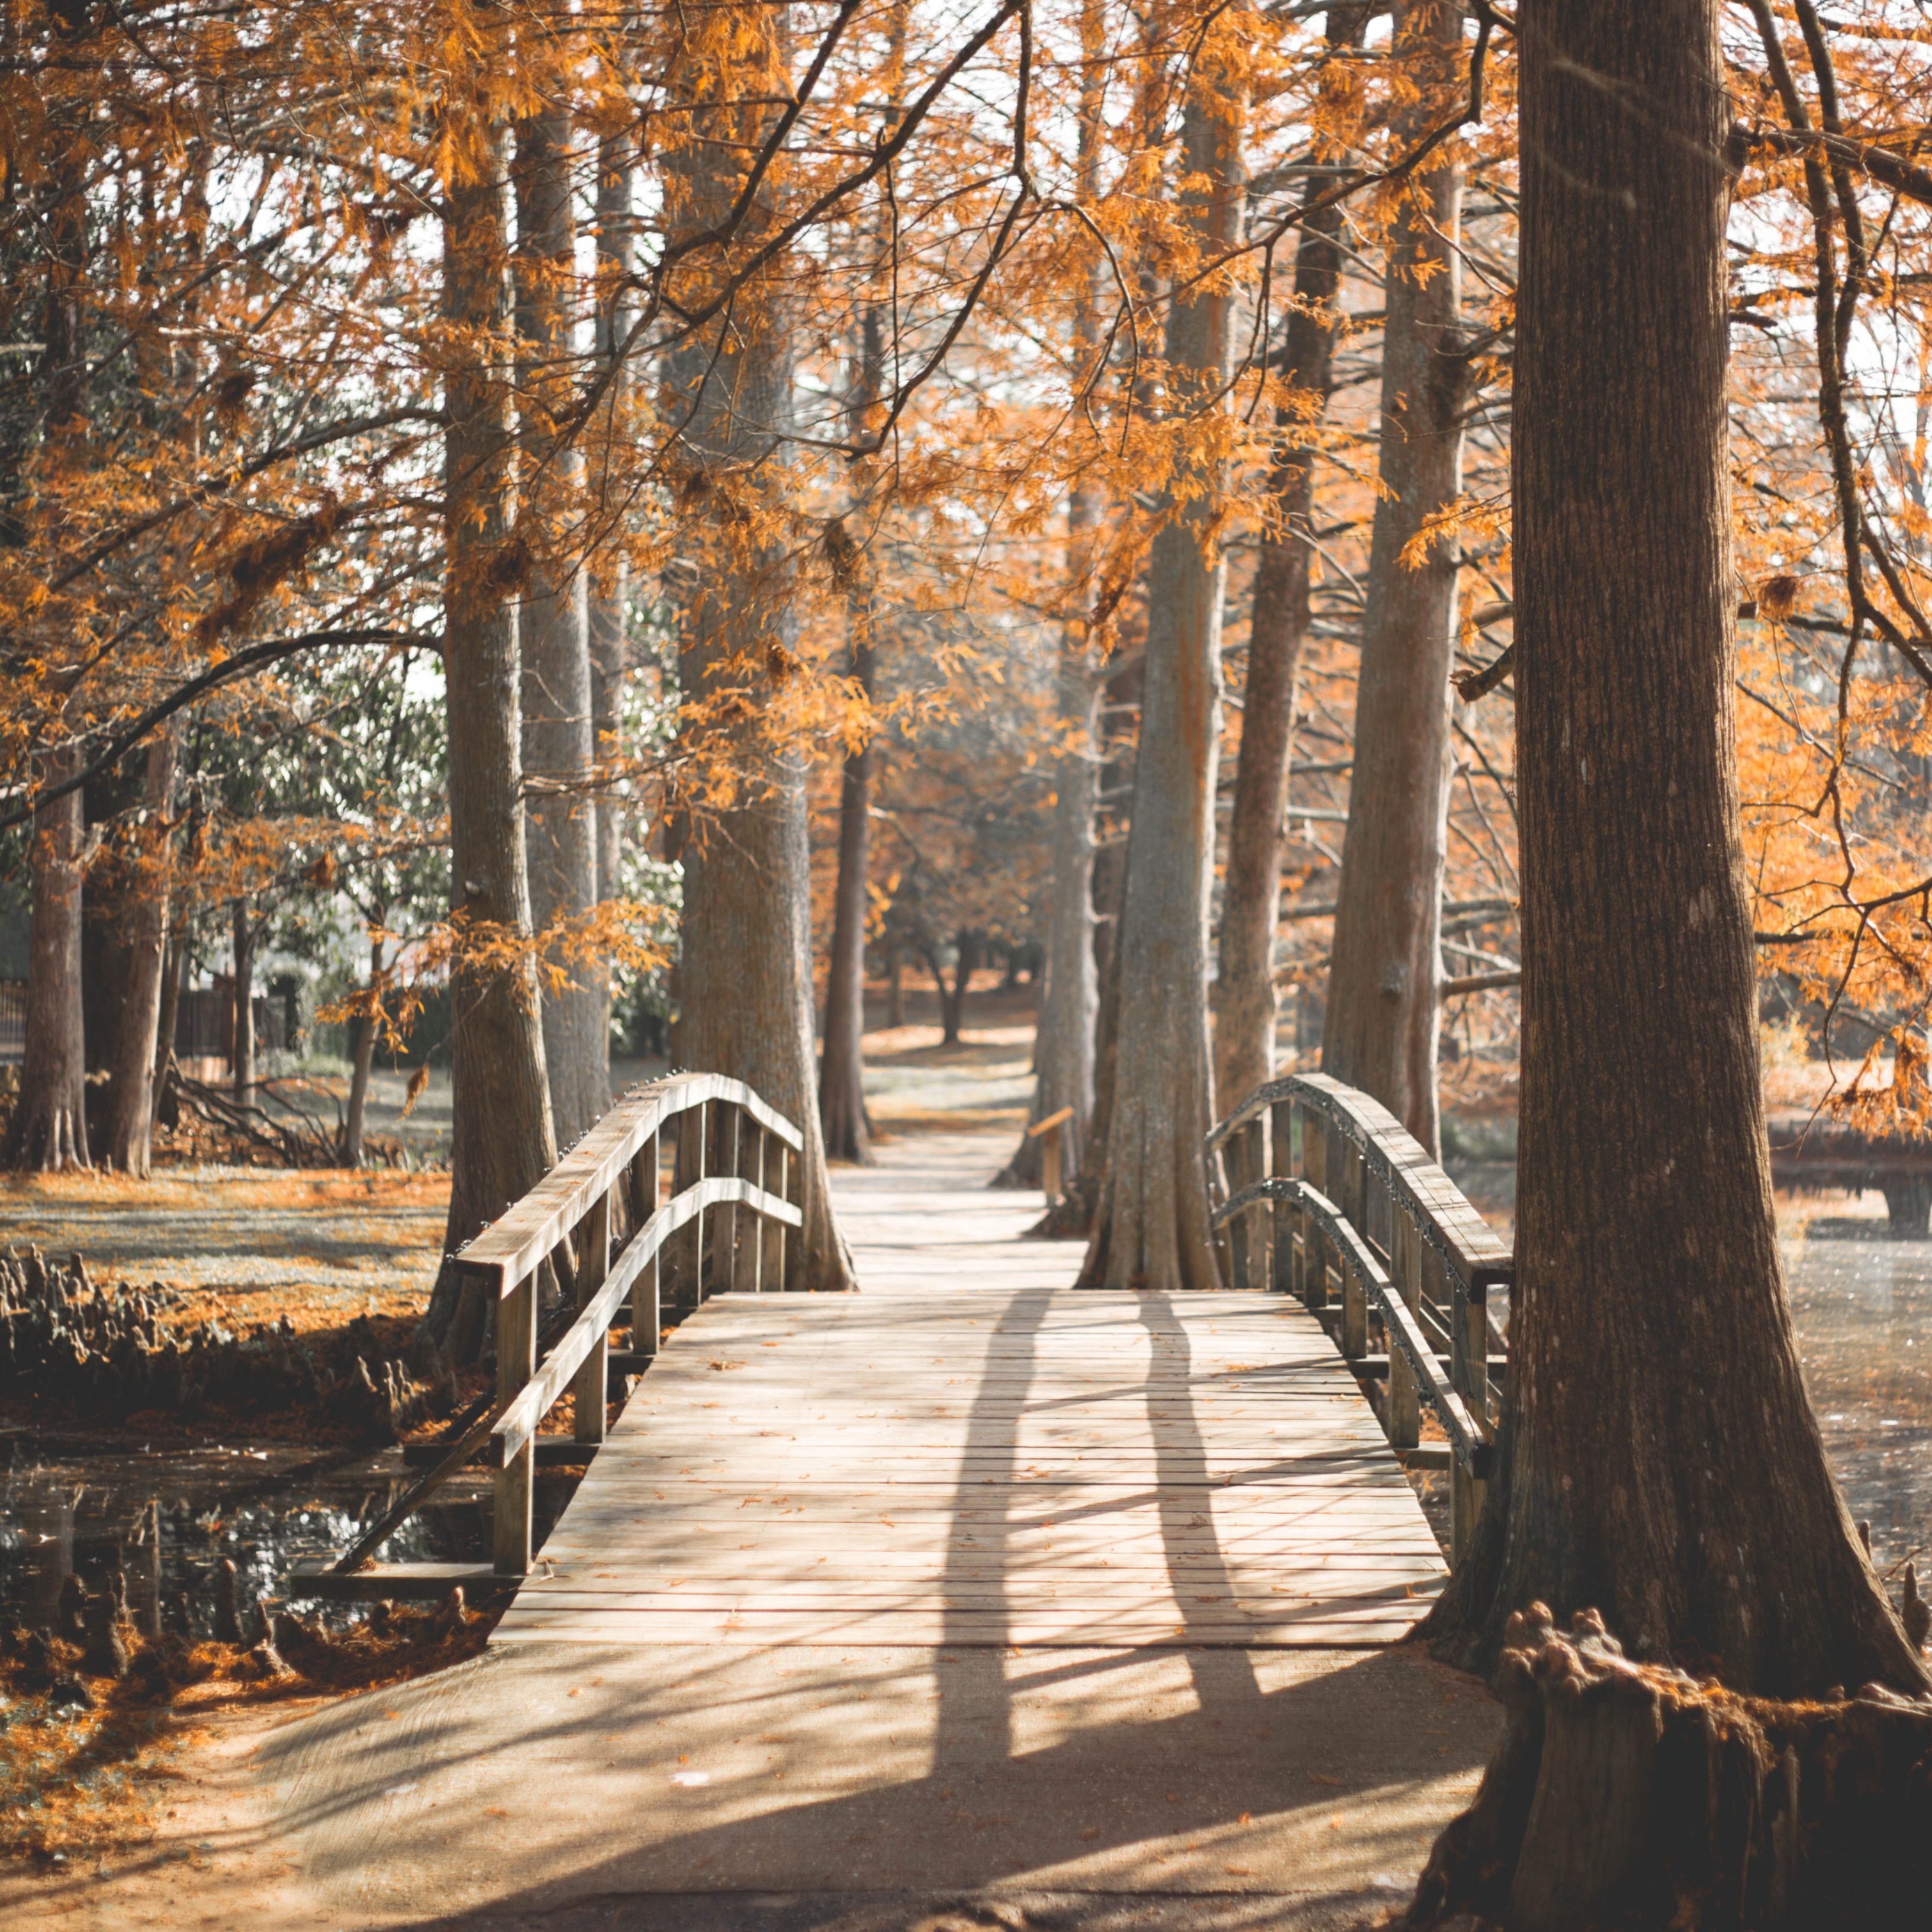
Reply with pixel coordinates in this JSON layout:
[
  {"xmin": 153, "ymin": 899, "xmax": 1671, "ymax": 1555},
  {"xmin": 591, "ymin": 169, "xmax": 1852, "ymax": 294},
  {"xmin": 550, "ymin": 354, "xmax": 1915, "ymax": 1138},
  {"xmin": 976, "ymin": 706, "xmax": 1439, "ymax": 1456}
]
[
  {"xmin": 319, "ymin": 1073, "xmax": 1511, "ymax": 1646},
  {"xmin": 252, "ymin": 1080, "xmax": 1511, "ymax": 1925}
]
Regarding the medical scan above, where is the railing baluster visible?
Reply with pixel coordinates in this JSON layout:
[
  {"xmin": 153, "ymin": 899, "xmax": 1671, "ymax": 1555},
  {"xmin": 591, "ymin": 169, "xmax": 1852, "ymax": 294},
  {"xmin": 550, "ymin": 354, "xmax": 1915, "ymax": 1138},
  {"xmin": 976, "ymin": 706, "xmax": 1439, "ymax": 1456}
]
[
  {"xmin": 493, "ymin": 1267, "xmax": 537, "ymax": 1576},
  {"xmin": 570, "ymin": 1191, "xmax": 611, "ymax": 1445},
  {"xmin": 1450, "ymin": 1267, "xmax": 1491, "ymax": 1564},
  {"xmin": 734, "ymin": 1120, "xmax": 764, "ymax": 1292},
  {"xmin": 780, "ymin": 1141, "xmax": 800, "ymax": 1289},
  {"xmin": 629, "ymin": 1128, "xmax": 661, "ymax": 1360},
  {"xmin": 1387, "ymin": 1209, "xmax": 1421, "ymax": 1450}
]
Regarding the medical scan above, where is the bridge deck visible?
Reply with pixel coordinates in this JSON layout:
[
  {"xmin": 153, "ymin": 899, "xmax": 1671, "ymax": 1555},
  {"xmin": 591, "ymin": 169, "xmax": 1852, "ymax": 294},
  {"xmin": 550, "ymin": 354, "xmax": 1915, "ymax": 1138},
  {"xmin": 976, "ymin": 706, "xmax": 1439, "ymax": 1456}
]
[{"xmin": 495, "ymin": 1134, "xmax": 1445, "ymax": 1648}]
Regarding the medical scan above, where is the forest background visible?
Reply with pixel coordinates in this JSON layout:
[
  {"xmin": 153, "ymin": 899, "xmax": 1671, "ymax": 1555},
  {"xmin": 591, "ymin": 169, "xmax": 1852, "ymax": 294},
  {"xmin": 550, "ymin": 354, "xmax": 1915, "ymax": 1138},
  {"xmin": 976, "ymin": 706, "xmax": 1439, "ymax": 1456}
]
[{"xmin": 5, "ymin": 0, "xmax": 1932, "ymax": 1300}]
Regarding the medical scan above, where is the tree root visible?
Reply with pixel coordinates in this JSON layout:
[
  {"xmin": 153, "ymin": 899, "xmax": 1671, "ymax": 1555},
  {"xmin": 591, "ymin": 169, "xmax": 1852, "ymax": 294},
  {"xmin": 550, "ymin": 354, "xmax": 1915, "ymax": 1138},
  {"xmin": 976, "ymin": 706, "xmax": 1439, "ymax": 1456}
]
[{"xmin": 1406, "ymin": 1602, "xmax": 1932, "ymax": 1931}]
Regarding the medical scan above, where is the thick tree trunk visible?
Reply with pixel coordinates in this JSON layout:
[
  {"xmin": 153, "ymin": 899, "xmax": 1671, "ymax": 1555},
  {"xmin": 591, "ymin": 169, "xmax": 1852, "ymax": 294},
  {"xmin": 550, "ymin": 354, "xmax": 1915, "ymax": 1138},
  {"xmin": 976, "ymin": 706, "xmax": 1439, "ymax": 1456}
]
[
  {"xmin": 230, "ymin": 899, "xmax": 255, "ymax": 1100},
  {"xmin": 1320, "ymin": 0, "xmax": 1466, "ymax": 1160},
  {"xmin": 666, "ymin": 9, "xmax": 852, "ymax": 1292},
  {"xmin": 1214, "ymin": 5, "xmax": 1367, "ymax": 1124},
  {"xmin": 1079, "ymin": 55, "xmax": 1242, "ymax": 1291},
  {"xmin": 432, "ymin": 86, "xmax": 558, "ymax": 1337},
  {"xmin": 9, "ymin": 750, "xmax": 89, "ymax": 1170},
  {"xmin": 1422, "ymin": 0, "xmax": 1925, "ymax": 1696},
  {"xmin": 1408, "ymin": 1603, "xmax": 1932, "ymax": 1931},
  {"xmin": 517, "ymin": 92, "xmax": 606, "ymax": 1149},
  {"xmin": 344, "ymin": 932, "xmax": 384, "ymax": 1168},
  {"xmin": 103, "ymin": 726, "xmax": 176, "ymax": 1174}
]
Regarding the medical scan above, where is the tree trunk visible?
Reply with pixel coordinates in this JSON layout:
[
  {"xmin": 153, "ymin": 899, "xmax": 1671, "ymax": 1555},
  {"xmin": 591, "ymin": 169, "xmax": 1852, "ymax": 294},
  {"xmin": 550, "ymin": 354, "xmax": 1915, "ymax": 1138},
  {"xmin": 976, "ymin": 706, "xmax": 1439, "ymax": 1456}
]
[
  {"xmin": 939, "ymin": 932, "xmax": 975, "ymax": 1047},
  {"xmin": 103, "ymin": 726, "xmax": 176, "ymax": 1174},
  {"xmin": 8, "ymin": 749, "xmax": 89, "ymax": 1170},
  {"xmin": 151, "ymin": 935, "xmax": 181, "ymax": 1130},
  {"xmin": 666, "ymin": 7, "xmax": 852, "ymax": 1292},
  {"xmin": 516, "ymin": 85, "xmax": 606, "ymax": 1149},
  {"xmin": 1408, "ymin": 1602, "xmax": 1932, "ymax": 1931},
  {"xmin": 817, "ymin": 672, "xmax": 874, "ymax": 1162},
  {"xmin": 1004, "ymin": 0, "xmax": 1108, "ymax": 1194},
  {"xmin": 588, "ymin": 130, "xmax": 633, "ymax": 917},
  {"xmin": 431, "ymin": 78, "xmax": 558, "ymax": 1344},
  {"xmin": 230, "ymin": 897, "xmax": 255, "ymax": 1100},
  {"xmin": 344, "ymin": 932, "xmax": 384, "ymax": 1168},
  {"xmin": 1079, "ymin": 50, "xmax": 1242, "ymax": 1291},
  {"xmin": 1319, "ymin": 0, "xmax": 1466, "ymax": 1160},
  {"xmin": 1422, "ymin": 0, "xmax": 1925, "ymax": 1697},
  {"xmin": 1006, "ymin": 667, "xmax": 1099, "ymax": 1187},
  {"xmin": 1214, "ymin": 5, "xmax": 1367, "ymax": 1123},
  {"xmin": 885, "ymin": 946, "xmax": 904, "ymax": 1029}
]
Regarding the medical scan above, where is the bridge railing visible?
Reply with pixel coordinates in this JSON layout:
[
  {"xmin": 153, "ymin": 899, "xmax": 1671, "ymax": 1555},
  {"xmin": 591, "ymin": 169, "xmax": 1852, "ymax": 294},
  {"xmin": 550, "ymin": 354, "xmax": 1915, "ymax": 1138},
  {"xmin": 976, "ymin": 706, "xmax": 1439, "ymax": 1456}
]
[
  {"xmin": 333, "ymin": 1073, "xmax": 804, "ymax": 1582},
  {"xmin": 1205, "ymin": 1073, "xmax": 1511, "ymax": 1565}
]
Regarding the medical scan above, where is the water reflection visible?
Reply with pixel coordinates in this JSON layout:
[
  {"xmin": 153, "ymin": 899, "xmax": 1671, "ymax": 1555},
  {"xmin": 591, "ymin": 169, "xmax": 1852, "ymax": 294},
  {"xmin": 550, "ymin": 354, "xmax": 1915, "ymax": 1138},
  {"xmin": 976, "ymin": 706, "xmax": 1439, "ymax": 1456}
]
[
  {"xmin": 0, "ymin": 1442, "xmax": 580, "ymax": 1632},
  {"xmin": 1787, "ymin": 1225, "xmax": 1932, "ymax": 1570}
]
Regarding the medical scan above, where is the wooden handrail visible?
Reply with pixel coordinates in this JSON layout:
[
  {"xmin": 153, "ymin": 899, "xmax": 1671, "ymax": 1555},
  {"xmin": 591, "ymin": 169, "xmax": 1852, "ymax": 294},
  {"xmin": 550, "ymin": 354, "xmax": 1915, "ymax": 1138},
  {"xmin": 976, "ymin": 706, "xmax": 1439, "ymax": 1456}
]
[
  {"xmin": 455, "ymin": 1072, "xmax": 803, "ymax": 1296},
  {"xmin": 334, "ymin": 1072, "xmax": 813, "ymax": 1582},
  {"xmin": 490, "ymin": 1176, "xmax": 798, "ymax": 1464},
  {"xmin": 1205, "ymin": 1071, "xmax": 1514, "ymax": 1567},
  {"xmin": 1212, "ymin": 1177, "xmax": 1490, "ymax": 1473}
]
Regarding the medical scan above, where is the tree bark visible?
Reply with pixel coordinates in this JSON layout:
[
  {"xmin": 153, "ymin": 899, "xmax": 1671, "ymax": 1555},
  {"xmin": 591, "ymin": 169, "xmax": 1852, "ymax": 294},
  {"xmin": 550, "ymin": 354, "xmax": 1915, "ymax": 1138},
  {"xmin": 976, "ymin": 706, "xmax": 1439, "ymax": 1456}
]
[
  {"xmin": 1422, "ymin": 0, "xmax": 1927, "ymax": 1697},
  {"xmin": 1079, "ymin": 49, "xmax": 1242, "ymax": 1291},
  {"xmin": 1319, "ymin": 0, "xmax": 1467, "ymax": 1160},
  {"xmin": 885, "ymin": 946, "xmax": 904, "ymax": 1029},
  {"xmin": 344, "ymin": 931, "xmax": 384, "ymax": 1168},
  {"xmin": 1214, "ymin": 5, "xmax": 1367, "ymax": 1125},
  {"xmin": 432, "ymin": 73, "xmax": 558, "ymax": 1334},
  {"xmin": 230, "ymin": 897, "xmax": 255, "ymax": 1100},
  {"xmin": 516, "ymin": 82, "xmax": 606, "ymax": 1149},
  {"xmin": 103, "ymin": 726, "xmax": 176, "ymax": 1174},
  {"xmin": 666, "ymin": 5, "xmax": 852, "ymax": 1292},
  {"xmin": 8, "ymin": 749, "xmax": 89, "ymax": 1170}
]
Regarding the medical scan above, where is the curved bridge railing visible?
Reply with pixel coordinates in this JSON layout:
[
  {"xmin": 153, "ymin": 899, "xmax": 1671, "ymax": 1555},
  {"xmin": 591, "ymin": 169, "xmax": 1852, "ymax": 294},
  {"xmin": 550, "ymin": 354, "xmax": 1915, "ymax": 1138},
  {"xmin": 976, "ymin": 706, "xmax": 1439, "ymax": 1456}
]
[
  {"xmin": 333, "ymin": 1073, "xmax": 804, "ymax": 1582},
  {"xmin": 1205, "ymin": 1073, "xmax": 1511, "ymax": 1566}
]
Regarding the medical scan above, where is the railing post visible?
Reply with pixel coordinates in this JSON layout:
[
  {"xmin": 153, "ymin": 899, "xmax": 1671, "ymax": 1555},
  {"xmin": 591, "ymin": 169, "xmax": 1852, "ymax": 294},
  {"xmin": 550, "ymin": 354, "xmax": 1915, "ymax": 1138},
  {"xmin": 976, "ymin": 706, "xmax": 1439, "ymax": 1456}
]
[
  {"xmin": 570, "ymin": 1191, "xmax": 611, "ymax": 1445},
  {"xmin": 1270, "ymin": 1098, "xmax": 1294, "ymax": 1296},
  {"xmin": 711, "ymin": 1100, "xmax": 742, "ymax": 1295},
  {"xmin": 761, "ymin": 1134, "xmax": 787, "ymax": 1290},
  {"xmin": 1387, "ymin": 1211, "xmax": 1421, "ymax": 1450},
  {"xmin": 630, "ymin": 1128, "xmax": 661, "ymax": 1359},
  {"xmin": 733, "ymin": 1119, "xmax": 765, "ymax": 1292},
  {"xmin": 493, "ymin": 1267, "xmax": 537, "ymax": 1576},
  {"xmin": 1226, "ymin": 1127, "xmax": 1251, "ymax": 1291}
]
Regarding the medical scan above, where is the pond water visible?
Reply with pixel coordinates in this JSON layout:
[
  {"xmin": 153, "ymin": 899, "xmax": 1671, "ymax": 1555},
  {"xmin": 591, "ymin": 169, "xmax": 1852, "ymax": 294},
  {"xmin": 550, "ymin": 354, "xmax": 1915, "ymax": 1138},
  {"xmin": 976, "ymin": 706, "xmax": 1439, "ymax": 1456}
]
[
  {"xmin": 1, "ymin": 1222, "xmax": 1928, "ymax": 1626},
  {"xmin": 1787, "ymin": 1223, "xmax": 1932, "ymax": 1573},
  {"xmin": 0, "ymin": 1440, "xmax": 582, "ymax": 1634}
]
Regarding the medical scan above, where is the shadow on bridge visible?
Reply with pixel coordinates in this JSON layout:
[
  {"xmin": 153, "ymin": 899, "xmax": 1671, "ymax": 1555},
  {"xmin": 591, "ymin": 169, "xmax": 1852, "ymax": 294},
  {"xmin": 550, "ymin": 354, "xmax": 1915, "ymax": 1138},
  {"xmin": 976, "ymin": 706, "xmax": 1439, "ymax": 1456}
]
[{"xmin": 231, "ymin": 1277, "xmax": 1492, "ymax": 1929}]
